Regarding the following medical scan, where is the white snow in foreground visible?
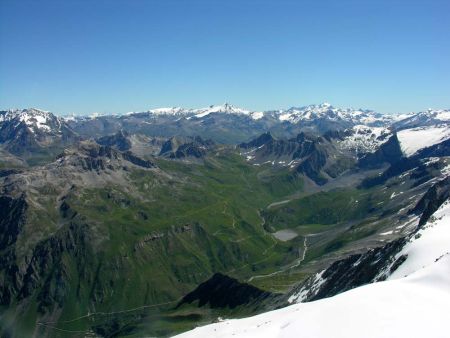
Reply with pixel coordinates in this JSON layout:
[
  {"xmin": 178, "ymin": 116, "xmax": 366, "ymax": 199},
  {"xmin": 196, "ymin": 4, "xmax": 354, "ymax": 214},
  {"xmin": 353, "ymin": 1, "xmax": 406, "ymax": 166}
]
[
  {"xmin": 397, "ymin": 125, "xmax": 450, "ymax": 156},
  {"xmin": 388, "ymin": 200, "xmax": 450, "ymax": 280},
  {"xmin": 175, "ymin": 200, "xmax": 450, "ymax": 338}
]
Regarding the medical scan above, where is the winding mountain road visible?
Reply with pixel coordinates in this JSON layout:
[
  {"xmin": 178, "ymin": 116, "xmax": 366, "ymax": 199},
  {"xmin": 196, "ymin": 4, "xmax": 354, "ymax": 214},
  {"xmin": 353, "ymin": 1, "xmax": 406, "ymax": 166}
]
[{"xmin": 247, "ymin": 235, "xmax": 309, "ymax": 283}]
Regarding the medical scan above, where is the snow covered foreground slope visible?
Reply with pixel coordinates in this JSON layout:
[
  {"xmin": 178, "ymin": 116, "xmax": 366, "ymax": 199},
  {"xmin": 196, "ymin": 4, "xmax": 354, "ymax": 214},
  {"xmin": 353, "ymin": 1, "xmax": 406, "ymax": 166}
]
[{"xmin": 175, "ymin": 201, "xmax": 450, "ymax": 338}]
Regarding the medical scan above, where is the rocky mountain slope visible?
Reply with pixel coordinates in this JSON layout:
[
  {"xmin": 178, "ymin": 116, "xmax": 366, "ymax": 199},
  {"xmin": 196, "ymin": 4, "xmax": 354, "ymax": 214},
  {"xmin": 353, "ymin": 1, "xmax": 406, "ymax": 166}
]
[{"xmin": 239, "ymin": 132, "xmax": 355, "ymax": 185}]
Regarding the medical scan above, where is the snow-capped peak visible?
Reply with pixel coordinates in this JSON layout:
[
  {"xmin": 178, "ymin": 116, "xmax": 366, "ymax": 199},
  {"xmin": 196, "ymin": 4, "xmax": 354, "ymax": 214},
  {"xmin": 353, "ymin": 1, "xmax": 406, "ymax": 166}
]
[
  {"xmin": 0, "ymin": 108, "xmax": 62, "ymax": 133},
  {"xmin": 392, "ymin": 108, "xmax": 450, "ymax": 130},
  {"xmin": 193, "ymin": 103, "xmax": 264, "ymax": 119},
  {"xmin": 194, "ymin": 103, "xmax": 248, "ymax": 116},
  {"xmin": 0, "ymin": 108, "xmax": 48, "ymax": 121}
]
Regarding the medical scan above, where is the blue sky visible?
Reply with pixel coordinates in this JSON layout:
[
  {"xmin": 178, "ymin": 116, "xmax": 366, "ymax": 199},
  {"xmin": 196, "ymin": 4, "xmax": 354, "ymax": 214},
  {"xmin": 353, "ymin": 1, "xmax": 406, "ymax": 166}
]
[{"xmin": 0, "ymin": 0, "xmax": 449, "ymax": 115}]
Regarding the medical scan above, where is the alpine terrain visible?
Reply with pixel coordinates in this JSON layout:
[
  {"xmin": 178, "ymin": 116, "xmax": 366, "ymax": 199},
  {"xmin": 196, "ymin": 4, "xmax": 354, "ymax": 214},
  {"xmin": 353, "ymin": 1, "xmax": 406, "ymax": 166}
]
[{"xmin": 0, "ymin": 103, "xmax": 449, "ymax": 337}]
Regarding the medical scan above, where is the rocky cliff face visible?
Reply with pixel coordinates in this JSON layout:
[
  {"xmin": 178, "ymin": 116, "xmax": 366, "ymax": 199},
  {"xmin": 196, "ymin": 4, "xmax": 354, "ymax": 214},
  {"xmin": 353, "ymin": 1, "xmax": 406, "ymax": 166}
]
[
  {"xmin": 358, "ymin": 134, "xmax": 404, "ymax": 168},
  {"xmin": 0, "ymin": 195, "xmax": 28, "ymax": 305},
  {"xmin": 411, "ymin": 176, "xmax": 450, "ymax": 225}
]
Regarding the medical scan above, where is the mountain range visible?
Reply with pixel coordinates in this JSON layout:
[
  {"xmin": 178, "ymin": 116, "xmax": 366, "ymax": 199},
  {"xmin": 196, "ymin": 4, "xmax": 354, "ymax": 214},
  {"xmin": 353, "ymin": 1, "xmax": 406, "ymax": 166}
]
[{"xmin": 0, "ymin": 103, "xmax": 449, "ymax": 337}]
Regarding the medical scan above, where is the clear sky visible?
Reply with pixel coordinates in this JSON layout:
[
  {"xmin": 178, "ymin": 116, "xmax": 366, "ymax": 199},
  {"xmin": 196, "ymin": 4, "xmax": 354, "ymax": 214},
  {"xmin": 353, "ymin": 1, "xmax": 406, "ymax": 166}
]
[{"xmin": 0, "ymin": 0, "xmax": 449, "ymax": 115}]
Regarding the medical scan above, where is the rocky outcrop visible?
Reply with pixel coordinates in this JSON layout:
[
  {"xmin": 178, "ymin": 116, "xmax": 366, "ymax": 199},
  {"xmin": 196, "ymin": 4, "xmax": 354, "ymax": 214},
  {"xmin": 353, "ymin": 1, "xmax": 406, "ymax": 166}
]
[
  {"xmin": 122, "ymin": 151, "xmax": 155, "ymax": 168},
  {"xmin": 159, "ymin": 136, "xmax": 214, "ymax": 159},
  {"xmin": 0, "ymin": 195, "xmax": 27, "ymax": 251},
  {"xmin": 134, "ymin": 224, "xmax": 193, "ymax": 250},
  {"xmin": 96, "ymin": 130, "xmax": 132, "ymax": 151},
  {"xmin": 294, "ymin": 135, "xmax": 329, "ymax": 185},
  {"xmin": 240, "ymin": 132, "xmax": 348, "ymax": 185},
  {"xmin": 411, "ymin": 176, "xmax": 450, "ymax": 225},
  {"xmin": 0, "ymin": 169, "xmax": 23, "ymax": 178},
  {"xmin": 239, "ymin": 132, "xmax": 275, "ymax": 149},
  {"xmin": 240, "ymin": 132, "xmax": 318, "ymax": 160},
  {"xmin": 57, "ymin": 142, "xmax": 156, "ymax": 171},
  {"xmin": 358, "ymin": 134, "xmax": 404, "ymax": 168},
  {"xmin": 288, "ymin": 238, "xmax": 407, "ymax": 303}
]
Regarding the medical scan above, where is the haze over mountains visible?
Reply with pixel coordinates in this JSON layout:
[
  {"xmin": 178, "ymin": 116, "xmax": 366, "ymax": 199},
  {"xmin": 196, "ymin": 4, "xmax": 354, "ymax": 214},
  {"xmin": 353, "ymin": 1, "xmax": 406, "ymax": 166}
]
[{"xmin": 0, "ymin": 102, "xmax": 449, "ymax": 337}]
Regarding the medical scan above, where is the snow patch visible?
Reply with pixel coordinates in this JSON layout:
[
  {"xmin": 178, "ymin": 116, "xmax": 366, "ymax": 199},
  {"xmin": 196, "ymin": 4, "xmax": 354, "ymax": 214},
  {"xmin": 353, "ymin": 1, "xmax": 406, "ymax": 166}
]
[{"xmin": 338, "ymin": 125, "xmax": 391, "ymax": 153}]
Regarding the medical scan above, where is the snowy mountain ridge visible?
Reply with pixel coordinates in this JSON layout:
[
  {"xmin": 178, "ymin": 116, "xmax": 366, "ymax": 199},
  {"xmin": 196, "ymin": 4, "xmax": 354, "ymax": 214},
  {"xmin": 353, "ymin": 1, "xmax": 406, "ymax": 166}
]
[
  {"xmin": 0, "ymin": 108, "xmax": 63, "ymax": 134},
  {"xmin": 56, "ymin": 102, "xmax": 379, "ymax": 120},
  {"xmin": 0, "ymin": 108, "xmax": 78, "ymax": 155},
  {"xmin": 53, "ymin": 103, "xmax": 449, "ymax": 128},
  {"xmin": 276, "ymin": 102, "xmax": 392, "ymax": 126},
  {"xmin": 135, "ymin": 103, "xmax": 265, "ymax": 120},
  {"xmin": 118, "ymin": 102, "xmax": 393, "ymax": 124},
  {"xmin": 4, "ymin": 106, "xmax": 450, "ymax": 160},
  {"xmin": 392, "ymin": 108, "xmax": 450, "ymax": 130}
]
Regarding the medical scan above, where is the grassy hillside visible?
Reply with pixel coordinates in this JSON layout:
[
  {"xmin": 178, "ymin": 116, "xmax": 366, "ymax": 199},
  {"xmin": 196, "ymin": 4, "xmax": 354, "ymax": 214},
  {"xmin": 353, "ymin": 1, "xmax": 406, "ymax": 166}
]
[{"xmin": 1, "ymin": 150, "xmax": 306, "ymax": 337}]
